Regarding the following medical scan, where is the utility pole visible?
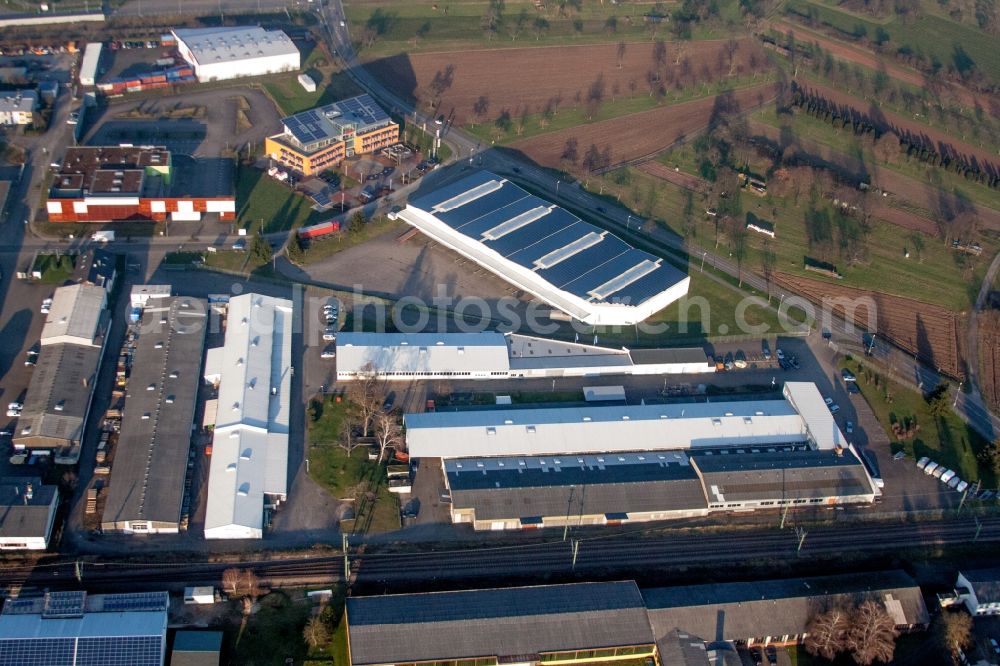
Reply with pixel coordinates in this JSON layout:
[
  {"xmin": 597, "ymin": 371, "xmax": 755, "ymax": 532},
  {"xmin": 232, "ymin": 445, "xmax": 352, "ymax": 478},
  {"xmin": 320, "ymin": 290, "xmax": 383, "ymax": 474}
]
[
  {"xmin": 342, "ymin": 534, "xmax": 350, "ymax": 582},
  {"xmin": 953, "ymin": 381, "xmax": 962, "ymax": 408},
  {"xmin": 974, "ymin": 517, "xmax": 982, "ymax": 543},
  {"xmin": 74, "ymin": 561, "xmax": 82, "ymax": 583},
  {"xmin": 795, "ymin": 527, "xmax": 807, "ymax": 554},
  {"xmin": 780, "ymin": 503, "xmax": 789, "ymax": 529},
  {"xmin": 571, "ymin": 539, "xmax": 580, "ymax": 570},
  {"xmin": 958, "ymin": 487, "xmax": 968, "ymax": 513},
  {"xmin": 562, "ymin": 486, "xmax": 575, "ymax": 541}
]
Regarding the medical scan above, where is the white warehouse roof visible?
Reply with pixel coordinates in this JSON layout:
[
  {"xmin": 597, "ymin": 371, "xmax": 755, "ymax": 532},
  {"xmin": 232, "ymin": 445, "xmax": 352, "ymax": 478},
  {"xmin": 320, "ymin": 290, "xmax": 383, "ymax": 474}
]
[
  {"xmin": 336, "ymin": 332, "xmax": 510, "ymax": 379},
  {"xmin": 404, "ymin": 400, "xmax": 810, "ymax": 459},
  {"xmin": 204, "ymin": 294, "xmax": 292, "ymax": 540},
  {"xmin": 39, "ymin": 283, "xmax": 107, "ymax": 346},
  {"xmin": 172, "ymin": 26, "xmax": 298, "ymax": 66},
  {"xmin": 396, "ymin": 171, "xmax": 690, "ymax": 325}
]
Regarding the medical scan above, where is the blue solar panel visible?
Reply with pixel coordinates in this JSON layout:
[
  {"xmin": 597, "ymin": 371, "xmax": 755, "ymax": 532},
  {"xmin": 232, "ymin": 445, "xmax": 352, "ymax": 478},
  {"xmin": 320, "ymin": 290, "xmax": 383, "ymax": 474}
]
[
  {"xmin": 558, "ymin": 248, "xmax": 651, "ymax": 296},
  {"xmin": 452, "ymin": 197, "xmax": 545, "ymax": 238},
  {"xmin": 488, "ymin": 211, "xmax": 579, "ymax": 257},
  {"xmin": 76, "ymin": 636, "xmax": 163, "ymax": 666},
  {"xmin": 410, "ymin": 171, "xmax": 500, "ymax": 212},
  {"xmin": 101, "ymin": 592, "xmax": 168, "ymax": 613},
  {"xmin": 504, "ymin": 222, "xmax": 593, "ymax": 267},
  {"xmin": 621, "ymin": 264, "xmax": 688, "ymax": 304},
  {"xmin": 435, "ymin": 185, "xmax": 526, "ymax": 229},
  {"xmin": 0, "ymin": 638, "xmax": 75, "ymax": 666},
  {"xmin": 537, "ymin": 243, "xmax": 632, "ymax": 292}
]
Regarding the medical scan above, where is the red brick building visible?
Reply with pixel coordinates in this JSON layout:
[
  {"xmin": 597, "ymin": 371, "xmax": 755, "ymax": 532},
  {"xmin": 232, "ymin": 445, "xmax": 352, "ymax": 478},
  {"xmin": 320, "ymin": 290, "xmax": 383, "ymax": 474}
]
[{"xmin": 46, "ymin": 146, "xmax": 235, "ymax": 223}]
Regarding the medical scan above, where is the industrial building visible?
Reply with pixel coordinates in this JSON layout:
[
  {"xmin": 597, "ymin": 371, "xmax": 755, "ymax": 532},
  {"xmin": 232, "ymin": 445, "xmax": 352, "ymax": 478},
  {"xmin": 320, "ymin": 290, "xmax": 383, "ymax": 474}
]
[
  {"xmin": 345, "ymin": 573, "xmax": 926, "ymax": 665},
  {"xmin": 346, "ymin": 581, "xmax": 658, "ymax": 666},
  {"xmin": 391, "ymin": 171, "xmax": 690, "ymax": 325},
  {"xmin": 643, "ymin": 570, "xmax": 929, "ymax": 647},
  {"xmin": 172, "ymin": 27, "xmax": 299, "ymax": 82},
  {"xmin": 170, "ymin": 631, "xmax": 222, "ymax": 666},
  {"xmin": 0, "ymin": 477, "xmax": 59, "ymax": 550},
  {"xmin": 405, "ymin": 382, "xmax": 845, "ymax": 459},
  {"xmin": 445, "ymin": 448, "xmax": 878, "ymax": 531},
  {"xmin": 45, "ymin": 146, "xmax": 235, "ymax": 223},
  {"xmin": 0, "ymin": 590, "xmax": 169, "ymax": 666},
  {"xmin": 265, "ymin": 94, "xmax": 399, "ymax": 176},
  {"xmin": 202, "ymin": 294, "xmax": 292, "ymax": 539},
  {"xmin": 14, "ymin": 284, "xmax": 109, "ymax": 452},
  {"xmin": 952, "ymin": 568, "xmax": 1000, "ymax": 616},
  {"xmin": 335, "ymin": 331, "xmax": 713, "ymax": 381},
  {"xmin": 0, "ymin": 90, "xmax": 37, "ymax": 126},
  {"xmin": 102, "ymin": 297, "xmax": 207, "ymax": 534}
]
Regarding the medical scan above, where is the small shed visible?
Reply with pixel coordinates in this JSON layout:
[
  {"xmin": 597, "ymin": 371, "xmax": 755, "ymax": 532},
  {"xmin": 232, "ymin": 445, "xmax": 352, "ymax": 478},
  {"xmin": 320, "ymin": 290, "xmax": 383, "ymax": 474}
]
[
  {"xmin": 297, "ymin": 73, "xmax": 317, "ymax": 92},
  {"xmin": 183, "ymin": 586, "xmax": 215, "ymax": 605}
]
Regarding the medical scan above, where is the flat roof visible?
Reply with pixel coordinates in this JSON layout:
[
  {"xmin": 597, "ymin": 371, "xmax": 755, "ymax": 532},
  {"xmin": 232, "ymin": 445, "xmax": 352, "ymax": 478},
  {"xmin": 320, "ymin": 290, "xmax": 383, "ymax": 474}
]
[
  {"xmin": 336, "ymin": 332, "xmax": 510, "ymax": 375},
  {"xmin": 643, "ymin": 570, "xmax": 928, "ymax": 641},
  {"xmin": 15, "ymin": 343, "xmax": 102, "ymax": 448},
  {"xmin": 0, "ymin": 90, "xmax": 37, "ymax": 113},
  {"xmin": 691, "ymin": 450, "xmax": 874, "ymax": 502},
  {"xmin": 404, "ymin": 171, "xmax": 688, "ymax": 313},
  {"xmin": 446, "ymin": 452, "xmax": 708, "ymax": 520},
  {"xmin": 103, "ymin": 298, "xmax": 207, "ymax": 528},
  {"xmin": 959, "ymin": 568, "xmax": 1000, "ymax": 601},
  {"xmin": 280, "ymin": 94, "xmax": 393, "ymax": 151},
  {"xmin": 347, "ymin": 581, "xmax": 654, "ymax": 666},
  {"xmin": 0, "ymin": 478, "xmax": 58, "ymax": 539},
  {"xmin": 50, "ymin": 147, "xmax": 169, "ymax": 199},
  {"xmin": 629, "ymin": 347, "xmax": 712, "ymax": 366},
  {"xmin": 40, "ymin": 284, "xmax": 107, "ymax": 345},
  {"xmin": 404, "ymin": 400, "xmax": 806, "ymax": 459},
  {"xmin": 172, "ymin": 26, "xmax": 298, "ymax": 65}
]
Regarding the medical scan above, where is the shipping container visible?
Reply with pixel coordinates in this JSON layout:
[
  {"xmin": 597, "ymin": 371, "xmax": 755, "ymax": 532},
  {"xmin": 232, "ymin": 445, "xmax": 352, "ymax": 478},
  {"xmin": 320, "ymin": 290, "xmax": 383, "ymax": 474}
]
[{"xmin": 297, "ymin": 220, "xmax": 341, "ymax": 239}]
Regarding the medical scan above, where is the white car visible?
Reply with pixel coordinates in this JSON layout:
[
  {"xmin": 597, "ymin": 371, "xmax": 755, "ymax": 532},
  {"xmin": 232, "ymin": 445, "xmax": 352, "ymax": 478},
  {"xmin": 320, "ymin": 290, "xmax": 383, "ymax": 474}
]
[
  {"xmin": 824, "ymin": 397, "xmax": 834, "ymax": 406},
  {"xmin": 916, "ymin": 456, "xmax": 930, "ymax": 470},
  {"xmin": 923, "ymin": 461, "xmax": 939, "ymax": 475},
  {"xmin": 6, "ymin": 402, "xmax": 23, "ymax": 417},
  {"xmin": 40, "ymin": 298, "xmax": 52, "ymax": 314},
  {"xmin": 322, "ymin": 329, "xmax": 336, "ymax": 341},
  {"xmin": 321, "ymin": 347, "xmax": 336, "ymax": 359},
  {"xmin": 939, "ymin": 469, "xmax": 956, "ymax": 484},
  {"xmin": 776, "ymin": 349, "xmax": 785, "ymax": 361}
]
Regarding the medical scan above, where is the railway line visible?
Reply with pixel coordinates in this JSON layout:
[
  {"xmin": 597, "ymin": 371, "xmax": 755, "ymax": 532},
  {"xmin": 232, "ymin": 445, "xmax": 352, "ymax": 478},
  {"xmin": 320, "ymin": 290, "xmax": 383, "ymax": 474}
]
[{"xmin": 2, "ymin": 516, "xmax": 997, "ymax": 595}]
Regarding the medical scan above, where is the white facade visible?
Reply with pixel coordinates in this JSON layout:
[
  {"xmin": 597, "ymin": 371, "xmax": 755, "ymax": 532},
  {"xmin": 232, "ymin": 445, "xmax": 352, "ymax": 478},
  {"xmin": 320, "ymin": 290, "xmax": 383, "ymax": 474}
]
[
  {"xmin": 336, "ymin": 332, "xmax": 510, "ymax": 380},
  {"xmin": 956, "ymin": 570, "xmax": 1000, "ymax": 616},
  {"xmin": 204, "ymin": 294, "xmax": 292, "ymax": 540},
  {"xmin": 173, "ymin": 27, "xmax": 300, "ymax": 82},
  {"xmin": 394, "ymin": 172, "xmax": 690, "ymax": 326},
  {"xmin": 0, "ymin": 480, "xmax": 59, "ymax": 551},
  {"xmin": 0, "ymin": 90, "xmax": 37, "ymax": 126}
]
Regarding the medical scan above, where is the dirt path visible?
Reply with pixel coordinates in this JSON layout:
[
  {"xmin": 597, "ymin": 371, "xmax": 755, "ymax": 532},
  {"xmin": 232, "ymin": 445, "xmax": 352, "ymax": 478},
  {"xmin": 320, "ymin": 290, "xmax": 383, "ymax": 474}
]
[{"xmin": 638, "ymin": 161, "xmax": 706, "ymax": 192}]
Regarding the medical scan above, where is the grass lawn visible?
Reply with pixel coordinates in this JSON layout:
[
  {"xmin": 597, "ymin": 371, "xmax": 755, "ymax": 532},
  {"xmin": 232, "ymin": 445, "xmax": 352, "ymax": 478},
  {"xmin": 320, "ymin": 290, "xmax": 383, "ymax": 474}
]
[
  {"xmin": 262, "ymin": 58, "xmax": 362, "ymax": 116},
  {"xmin": 300, "ymin": 216, "xmax": 404, "ymax": 265},
  {"xmin": 841, "ymin": 356, "xmax": 994, "ymax": 486},
  {"xmin": 510, "ymin": 390, "xmax": 585, "ymax": 404},
  {"xmin": 32, "ymin": 253, "xmax": 76, "ymax": 284},
  {"xmin": 306, "ymin": 396, "xmax": 402, "ymax": 533},
  {"xmin": 637, "ymin": 143, "xmax": 996, "ymax": 311},
  {"xmin": 785, "ymin": 0, "xmax": 1000, "ymax": 84},
  {"xmin": 228, "ymin": 591, "xmax": 311, "ymax": 666},
  {"xmin": 236, "ymin": 164, "xmax": 327, "ymax": 233},
  {"xmin": 345, "ymin": 0, "xmax": 743, "ymax": 58}
]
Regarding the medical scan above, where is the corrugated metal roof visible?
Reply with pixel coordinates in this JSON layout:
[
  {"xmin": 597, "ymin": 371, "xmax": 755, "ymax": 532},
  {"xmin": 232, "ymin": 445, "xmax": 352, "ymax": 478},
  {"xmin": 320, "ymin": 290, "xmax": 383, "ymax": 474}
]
[
  {"xmin": 204, "ymin": 294, "xmax": 291, "ymax": 539},
  {"xmin": 40, "ymin": 284, "xmax": 106, "ymax": 345},
  {"xmin": 173, "ymin": 26, "xmax": 298, "ymax": 65},
  {"xmin": 103, "ymin": 299, "xmax": 207, "ymax": 528},
  {"xmin": 347, "ymin": 581, "xmax": 654, "ymax": 666},
  {"xmin": 783, "ymin": 382, "xmax": 844, "ymax": 451},
  {"xmin": 15, "ymin": 343, "xmax": 102, "ymax": 448}
]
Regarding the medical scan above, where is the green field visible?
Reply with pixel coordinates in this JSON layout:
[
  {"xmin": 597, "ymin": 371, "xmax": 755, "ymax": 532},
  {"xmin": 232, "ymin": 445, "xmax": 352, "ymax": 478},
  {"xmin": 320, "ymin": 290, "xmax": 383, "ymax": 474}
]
[
  {"xmin": 784, "ymin": 0, "xmax": 1000, "ymax": 84},
  {"xmin": 235, "ymin": 164, "xmax": 326, "ymax": 233},
  {"xmin": 842, "ymin": 357, "xmax": 993, "ymax": 486},
  {"xmin": 262, "ymin": 44, "xmax": 362, "ymax": 116},
  {"xmin": 32, "ymin": 253, "xmax": 76, "ymax": 284},
  {"xmin": 634, "ymin": 143, "xmax": 998, "ymax": 311},
  {"xmin": 345, "ymin": 0, "xmax": 745, "ymax": 57}
]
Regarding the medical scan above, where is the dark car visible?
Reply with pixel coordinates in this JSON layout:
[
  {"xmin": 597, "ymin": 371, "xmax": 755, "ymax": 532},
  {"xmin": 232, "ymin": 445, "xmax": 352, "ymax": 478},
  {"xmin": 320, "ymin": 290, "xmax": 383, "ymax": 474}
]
[
  {"xmin": 748, "ymin": 647, "xmax": 764, "ymax": 665},
  {"xmin": 765, "ymin": 646, "xmax": 777, "ymax": 664},
  {"xmin": 595, "ymin": 206, "xmax": 606, "ymax": 213}
]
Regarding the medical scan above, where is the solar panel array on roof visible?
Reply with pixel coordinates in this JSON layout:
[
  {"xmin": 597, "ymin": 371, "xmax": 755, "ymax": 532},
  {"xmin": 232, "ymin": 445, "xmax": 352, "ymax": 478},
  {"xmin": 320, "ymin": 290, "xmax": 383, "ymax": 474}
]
[
  {"xmin": 281, "ymin": 94, "xmax": 392, "ymax": 149},
  {"xmin": 42, "ymin": 591, "xmax": 86, "ymax": 618},
  {"xmin": 100, "ymin": 592, "xmax": 169, "ymax": 613},
  {"xmin": 408, "ymin": 172, "xmax": 687, "ymax": 306}
]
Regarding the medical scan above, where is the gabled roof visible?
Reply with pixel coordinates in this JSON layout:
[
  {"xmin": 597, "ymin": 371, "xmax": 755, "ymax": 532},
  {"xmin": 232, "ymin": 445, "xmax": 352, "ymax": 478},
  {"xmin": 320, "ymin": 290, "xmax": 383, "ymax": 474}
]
[
  {"xmin": 960, "ymin": 568, "xmax": 1000, "ymax": 602},
  {"xmin": 39, "ymin": 284, "xmax": 106, "ymax": 345},
  {"xmin": 347, "ymin": 581, "xmax": 655, "ymax": 666}
]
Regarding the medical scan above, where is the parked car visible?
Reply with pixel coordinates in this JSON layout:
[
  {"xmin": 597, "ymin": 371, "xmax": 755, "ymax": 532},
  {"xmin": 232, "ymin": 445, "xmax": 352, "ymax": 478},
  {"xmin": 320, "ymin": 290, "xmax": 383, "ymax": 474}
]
[
  {"xmin": 990, "ymin": 638, "xmax": 999, "ymax": 655},
  {"xmin": 845, "ymin": 421, "xmax": 854, "ymax": 435},
  {"xmin": 940, "ymin": 469, "xmax": 956, "ymax": 484},
  {"xmin": 842, "ymin": 368, "xmax": 857, "ymax": 382},
  {"xmin": 232, "ymin": 238, "xmax": 246, "ymax": 251},
  {"xmin": 322, "ymin": 328, "xmax": 336, "ymax": 341},
  {"xmin": 829, "ymin": 404, "xmax": 840, "ymax": 414},
  {"xmin": 956, "ymin": 480, "xmax": 969, "ymax": 493},
  {"xmin": 320, "ymin": 346, "xmax": 336, "ymax": 359},
  {"xmin": 25, "ymin": 351, "xmax": 38, "ymax": 367},
  {"xmin": 916, "ymin": 456, "xmax": 931, "ymax": 470},
  {"xmin": 765, "ymin": 646, "xmax": 778, "ymax": 665},
  {"xmin": 6, "ymin": 402, "xmax": 23, "ymax": 417},
  {"xmin": 847, "ymin": 383, "xmax": 860, "ymax": 394},
  {"xmin": 733, "ymin": 350, "xmax": 747, "ymax": 369},
  {"xmin": 40, "ymin": 298, "xmax": 52, "ymax": 314},
  {"xmin": 824, "ymin": 397, "xmax": 834, "ymax": 406},
  {"xmin": 775, "ymin": 348, "xmax": 785, "ymax": 361},
  {"xmin": 923, "ymin": 461, "xmax": 939, "ymax": 475}
]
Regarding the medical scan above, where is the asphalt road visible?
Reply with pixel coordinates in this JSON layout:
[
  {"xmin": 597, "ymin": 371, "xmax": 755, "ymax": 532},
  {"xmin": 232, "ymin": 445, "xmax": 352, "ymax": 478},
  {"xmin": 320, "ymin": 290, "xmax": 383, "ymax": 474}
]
[{"xmin": 4, "ymin": 515, "xmax": 1000, "ymax": 594}]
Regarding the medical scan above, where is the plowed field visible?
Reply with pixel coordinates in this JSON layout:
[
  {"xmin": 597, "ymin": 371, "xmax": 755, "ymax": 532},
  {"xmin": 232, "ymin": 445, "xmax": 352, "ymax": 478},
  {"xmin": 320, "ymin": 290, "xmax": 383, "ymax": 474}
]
[
  {"xmin": 365, "ymin": 39, "xmax": 772, "ymax": 124},
  {"xmin": 774, "ymin": 272, "xmax": 963, "ymax": 377},
  {"xmin": 512, "ymin": 83, "xmax": 779, "ymax": 169},
  {"xmin": 980, "ymin": 310, "xmax": 1000, "ymax": 411}
]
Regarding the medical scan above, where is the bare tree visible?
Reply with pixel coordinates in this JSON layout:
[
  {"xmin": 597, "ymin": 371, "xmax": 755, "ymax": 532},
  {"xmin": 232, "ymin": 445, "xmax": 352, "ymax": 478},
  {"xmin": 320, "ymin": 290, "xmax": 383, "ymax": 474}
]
[
  {"xmin": 847, "ymin": 600, "xmax": 900, "ymax": 665},
  {"xmin": 222, "ymin": 568, "xmax": 242, "ymax": 597},
  {"xmin": 303, "ymin": 616, "xmax": 330, "ymax": 649},
  {"xmin": 616, "ymin": 40, "xmax": 626, "ymax": 68},
  {"xmin": 339, "ymin": 419, "xmax": 364, "ymax": 455},
  {"xmin": 730, "ymin": 219, "xmax": 748, "ymax": 287},
  {"xmin": 804, "ymin": 607, "xmax": 851, "ymax": 660},
  {"xmin": 374, "ymin": 411, "xmax": 403, "ymax": 462},
  {"xmin": 346, "ymin": 363, "xmax": 383, "ymax": 437},
  {"xmin": 585, "ymin": 74, "xmax": 606, "ymax": 119},
  {"xmin": 472, "ymin": 95, "xmax": 490, "ymax": 127},
  {"xmin": 243, "ymin": 570, "xmax": 261, "ymax": 602},
  {"xmin": 935, "ymin": 610, "xmax": 973, "ymax": 664}
]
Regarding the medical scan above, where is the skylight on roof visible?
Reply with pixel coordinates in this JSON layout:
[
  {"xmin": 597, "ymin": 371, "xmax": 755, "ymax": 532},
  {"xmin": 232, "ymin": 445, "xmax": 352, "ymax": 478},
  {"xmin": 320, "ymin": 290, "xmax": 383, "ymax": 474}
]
[
  {"xmin": 588, "ymin": 259, "xmax": 661, "ymax": 301},
  {"xmin": 481, "ymin": 205, "xmax": 551, "ymax": 241},
  {"xmin": 533, "ymin": 231, "xmax": 604, "ymax": 269},
  {"xmin": 432, "ymin": 179, "xmax": 503, "ymax": 213}
]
